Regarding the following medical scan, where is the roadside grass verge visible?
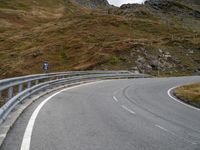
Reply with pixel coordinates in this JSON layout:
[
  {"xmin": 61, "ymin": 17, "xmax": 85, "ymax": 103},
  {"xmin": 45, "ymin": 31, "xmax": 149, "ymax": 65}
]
[{"xmin": 175, "ymin": 82, "xmax": 200, "ymax": 108}]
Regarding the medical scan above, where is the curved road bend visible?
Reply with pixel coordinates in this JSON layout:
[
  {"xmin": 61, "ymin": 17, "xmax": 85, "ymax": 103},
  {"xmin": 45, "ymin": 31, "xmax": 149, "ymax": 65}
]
[{"xmin": 1, "ymin": 76, "xmax": 200, "ymax": 150}]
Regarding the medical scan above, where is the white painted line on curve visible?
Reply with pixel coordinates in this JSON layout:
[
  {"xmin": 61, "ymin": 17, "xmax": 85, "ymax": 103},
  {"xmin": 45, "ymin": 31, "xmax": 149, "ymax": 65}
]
[
  {"xmin": 0, "ymin": 134, "xmax": 6, "ymax": 138},
  {"xmin": 121, "ymin": 105, "xmax": 135, "ymax": 114},
  {"xmin": 20, "ymin": 81, "xmax": 104, "ymax": 150},
  {"xmin": 167, "ymin": 86, "xmax": 200, "ymax": 111},
  {"xmin": 2, "ymin": 125, "xmax": 10, "ymax": 128}
]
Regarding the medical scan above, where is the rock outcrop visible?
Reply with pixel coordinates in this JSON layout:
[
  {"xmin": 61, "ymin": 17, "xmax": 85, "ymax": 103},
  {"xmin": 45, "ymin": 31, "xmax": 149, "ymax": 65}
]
[
  {"xmin": 145, "ymin": 0, "xmax": 200, "ymax": 18},
  {"xmin": 71, "ymin": 0, "xmax": 109, "ymax": 8}
]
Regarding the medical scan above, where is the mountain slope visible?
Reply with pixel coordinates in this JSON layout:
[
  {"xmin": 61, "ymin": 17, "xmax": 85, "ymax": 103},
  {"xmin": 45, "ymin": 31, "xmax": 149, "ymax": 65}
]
[{"xmin": 0, "ymin": 0, "xmax": 199, "ymax": 78}]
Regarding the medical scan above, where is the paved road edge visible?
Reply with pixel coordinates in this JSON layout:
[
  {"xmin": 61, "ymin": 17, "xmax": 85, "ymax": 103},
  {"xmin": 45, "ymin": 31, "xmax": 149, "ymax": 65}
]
[{"xmin": 0, "ymin": 80, "xmax": 97, "ymax": 147}]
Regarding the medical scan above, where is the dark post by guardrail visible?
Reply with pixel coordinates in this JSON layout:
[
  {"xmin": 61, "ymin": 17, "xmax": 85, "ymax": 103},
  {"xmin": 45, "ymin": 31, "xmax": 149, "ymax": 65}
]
[{"xmin": 0, "ymin": 71, "xmax": 150, "ymax": 124}]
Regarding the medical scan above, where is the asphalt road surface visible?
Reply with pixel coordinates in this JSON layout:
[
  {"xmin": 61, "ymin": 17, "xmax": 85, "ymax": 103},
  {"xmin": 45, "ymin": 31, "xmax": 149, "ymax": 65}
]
[{"xmin": 1, "ymin": 77, "xmax": 200, "ymax": 150}]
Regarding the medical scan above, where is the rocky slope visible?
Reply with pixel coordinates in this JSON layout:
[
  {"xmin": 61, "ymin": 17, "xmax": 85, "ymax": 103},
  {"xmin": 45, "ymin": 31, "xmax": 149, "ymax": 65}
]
[
  {"xmin": 145, "ymin": 0, "xmax": 200, "ymax": 18},
  {"xmin": 72, "ymin": 0, "xmax": 109, "ymax": 8},
  {"xmin": 0, "ymin": 0, "xmax": 199, "ymax": 78}
]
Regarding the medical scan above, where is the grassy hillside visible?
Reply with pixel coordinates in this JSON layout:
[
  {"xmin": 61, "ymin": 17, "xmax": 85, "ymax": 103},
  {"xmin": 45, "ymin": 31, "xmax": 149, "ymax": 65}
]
[{"xmin": 0, "ymin": 0, "xmax": 199, "ymax": 78}]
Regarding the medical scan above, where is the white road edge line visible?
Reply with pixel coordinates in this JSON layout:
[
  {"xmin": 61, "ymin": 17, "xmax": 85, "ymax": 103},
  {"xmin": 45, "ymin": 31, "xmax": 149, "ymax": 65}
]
[
  {"xmin": 0, "ymin": 134, "xmax": 6, "ymax": 138},
  {"xmin": 20, "ymin": 81, "xmax": 104, "ymax": 150},
  {"xmin": 2, "ymin": 125, "xmax": 10, "ymax": 128},
  {"xmin": 121, "ymin": 105, "xmax": 135, "ymax": 114},
  {"xmin": 167, "ymin": 86, "xmax": 200, "ymax": 111},
  {"xmin": 113, "ymin": 96, "xmax": 118, "ymax": 102}
]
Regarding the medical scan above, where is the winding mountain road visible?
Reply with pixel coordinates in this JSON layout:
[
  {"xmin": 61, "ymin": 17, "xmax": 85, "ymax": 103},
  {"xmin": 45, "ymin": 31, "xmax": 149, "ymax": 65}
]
[{"xmin": 1, "ymin": 77, "xmax": 200, "ymax": 150}]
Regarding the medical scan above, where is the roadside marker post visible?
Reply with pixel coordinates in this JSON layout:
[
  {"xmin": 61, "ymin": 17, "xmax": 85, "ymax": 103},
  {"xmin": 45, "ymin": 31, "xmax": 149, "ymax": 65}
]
[{"xmin": 42, "ymin": 61, "xmax": 49, "ymax": 73}]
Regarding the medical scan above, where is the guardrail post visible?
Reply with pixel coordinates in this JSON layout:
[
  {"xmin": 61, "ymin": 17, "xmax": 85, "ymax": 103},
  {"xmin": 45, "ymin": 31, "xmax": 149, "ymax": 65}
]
[
  {"xmin": 27, "ymin": 82, "xmax": 31, "ymax": 89},
  {"xmin": 8, "ymin": 87, "xmax": 13, "ymax": 99},
  {"xmin": 35, "ymin": 80, "xmax": 39, "ymax": 85},
  {"xmin": 18, "ymin": 84, "xmax": 23, "ymax": 93}
]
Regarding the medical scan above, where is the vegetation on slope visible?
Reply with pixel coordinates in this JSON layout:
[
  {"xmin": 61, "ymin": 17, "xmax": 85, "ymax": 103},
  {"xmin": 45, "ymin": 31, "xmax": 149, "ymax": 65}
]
[
  {"xmin": 175, "ymin": 82, "xmax": 200, "ymax": 108},
  {"xmin": 0, "ymin": 0, "xmax": 199, "ymax": 78}
]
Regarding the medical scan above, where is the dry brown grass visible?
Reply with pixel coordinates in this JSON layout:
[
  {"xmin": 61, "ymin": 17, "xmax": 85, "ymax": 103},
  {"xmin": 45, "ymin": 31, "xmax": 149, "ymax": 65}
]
[
  {"xmin": 175, "ymin": 82, "xmax": 200, "ymax": 108},
  {"xmin": 0, "ymin": 0, "xmax": 199, "ymax": 78}
]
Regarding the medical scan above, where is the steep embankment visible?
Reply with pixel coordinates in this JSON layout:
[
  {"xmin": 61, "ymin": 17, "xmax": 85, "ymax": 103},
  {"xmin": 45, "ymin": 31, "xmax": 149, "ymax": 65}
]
[{"xmin": 0, "ymin": 0, "xmax": 199, "ymax": 78}]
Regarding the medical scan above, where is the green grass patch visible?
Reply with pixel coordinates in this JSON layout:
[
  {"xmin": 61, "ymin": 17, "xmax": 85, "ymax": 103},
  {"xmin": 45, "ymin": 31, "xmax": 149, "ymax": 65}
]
[{"xmin": 109, "ymin": 56, "xmax": 119, "ymax": 65}]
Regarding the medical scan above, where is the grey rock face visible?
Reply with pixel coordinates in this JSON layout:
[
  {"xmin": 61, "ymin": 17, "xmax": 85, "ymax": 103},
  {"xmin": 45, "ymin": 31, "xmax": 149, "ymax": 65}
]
[
  {"xmin": 120, "ymin": 4, "xmax": 141, "ymax": 9},
  {"xmin": 178, "ymin": 0, "xmax": 200, "ymax": 6},
  {"xmin": 72, "ymin": 0, "xmax": 109, "ymax": 8},
  {"xmin": 145, "ymin": 0, "xmax": 173, "ymax": 10},
  {"xmin": 145, "ymin": 0, "xmax": 200, "ymax": 18}
]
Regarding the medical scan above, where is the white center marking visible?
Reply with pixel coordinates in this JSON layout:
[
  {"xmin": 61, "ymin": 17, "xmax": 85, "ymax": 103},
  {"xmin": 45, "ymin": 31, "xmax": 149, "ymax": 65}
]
[
  {"xmin": 155, "ymin": 124, "xmax": 168, "ymax": 132},
  {"xmin": 113, "ymin": 96, "xmax": 118, "ymax": 102},
  {"xmin": 20, "ymin": 81, "xmax": 104, "ymax": 150},
  {"xmin": 121, "ymin": 105, "xmax": 135, "ymax": 114}
]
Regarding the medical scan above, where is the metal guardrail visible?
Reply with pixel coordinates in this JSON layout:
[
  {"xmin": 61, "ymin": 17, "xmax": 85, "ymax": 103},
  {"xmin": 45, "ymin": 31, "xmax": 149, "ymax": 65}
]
[{"xmin": 0, "ymin": 71, "xmax": 150, "ymax": 124}]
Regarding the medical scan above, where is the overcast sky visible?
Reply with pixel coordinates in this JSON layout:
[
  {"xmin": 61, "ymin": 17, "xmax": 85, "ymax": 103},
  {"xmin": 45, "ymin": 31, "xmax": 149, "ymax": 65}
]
[{"xmin": 107, "ymin": 0, "xmax": 146, "ymax": 6}]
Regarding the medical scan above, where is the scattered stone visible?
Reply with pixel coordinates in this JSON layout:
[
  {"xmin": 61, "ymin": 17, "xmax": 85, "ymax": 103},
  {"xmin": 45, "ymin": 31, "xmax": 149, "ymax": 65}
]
[
  {"xmin": 10, "ymin": 53, "xmax": 17, "ymax": 58},
  {"xmin": 131, "ymin": 66, "xmax": 140, "ymax": 74},
  {"xmin": 32, "ymin": 50, "xmax": 43, "ymax": 58},
  {"xmin": 146, "ymin": 65, "xmax": 153, "ymax": 70},
  {"xmin": 188, "ymin": 50, "xmax": 194, "ymax": 54},
  {"xmin": 136, "ymin": 56, "xmax": 146, "ymax": 64},
  {"xmin": 159, "ymin": 49, "xmax": 163, "ymax": 53},
  {"xmin": 164, "ymin": 54, "xmax": 172, "ymax": 59},
  {"xmin": 150, "ymin": 60, "xmax": 159, "ymax": 70}
]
